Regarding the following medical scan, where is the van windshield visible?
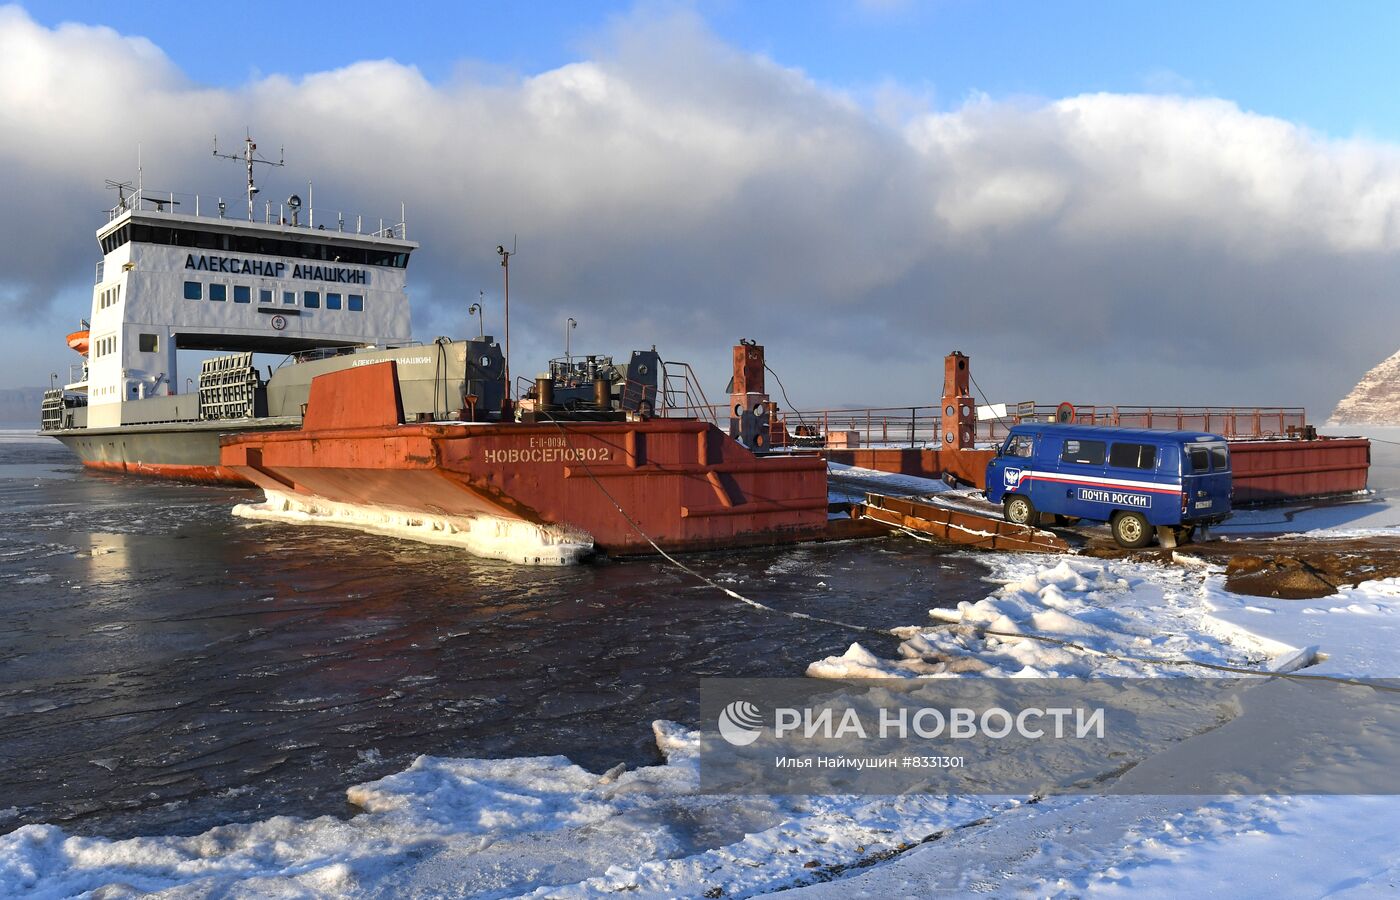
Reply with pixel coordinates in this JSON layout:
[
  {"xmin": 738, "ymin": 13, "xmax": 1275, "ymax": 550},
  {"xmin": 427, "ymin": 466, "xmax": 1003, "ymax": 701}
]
[{"xmin": 1002, "ymin": 434, "xmax": 1034, "ymax": 458}]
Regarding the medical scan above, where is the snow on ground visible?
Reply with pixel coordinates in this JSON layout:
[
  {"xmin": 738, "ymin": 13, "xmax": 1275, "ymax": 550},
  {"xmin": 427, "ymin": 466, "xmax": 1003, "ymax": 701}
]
[
  {"xmin": 1206, "ymin": 577, "xmax": 1400, "ymax": 679},
  {"xmin": 792, "ymin": 522, "xmax": 1400, "ymax": 895},
  {"xmin": 1216, "ymin": 496, "xmax": 1400, "ymax": 537},
  {"xmin": 808, "ymin": 555, "xmax": 1295, "ymax": 680},
  {"xmin": 787, "ymin": 793, "xmax": 1400, "ymax": 898}
]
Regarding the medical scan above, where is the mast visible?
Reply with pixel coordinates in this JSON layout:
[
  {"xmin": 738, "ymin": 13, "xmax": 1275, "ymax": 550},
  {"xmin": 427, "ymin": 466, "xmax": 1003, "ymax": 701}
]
[{"xmin": 213, "ymin": 133, "xmax": 284, "ymax": 221}]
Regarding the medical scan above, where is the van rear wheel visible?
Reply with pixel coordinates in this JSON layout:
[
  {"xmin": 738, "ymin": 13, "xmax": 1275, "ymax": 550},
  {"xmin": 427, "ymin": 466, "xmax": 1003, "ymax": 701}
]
[
  {"xmin": 1112, "ymin": 511, "xmax": 1152, "ymax": 549},
  {"xmin": 1004, "ymin": 495, "xmax": 1036, "ymax": 527}
]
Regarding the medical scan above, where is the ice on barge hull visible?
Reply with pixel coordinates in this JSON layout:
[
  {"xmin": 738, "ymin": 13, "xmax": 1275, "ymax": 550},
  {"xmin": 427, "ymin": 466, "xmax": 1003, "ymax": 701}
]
[{"xmin": 220, "ymin": 363, "xmax": 829, "ymax": 556}]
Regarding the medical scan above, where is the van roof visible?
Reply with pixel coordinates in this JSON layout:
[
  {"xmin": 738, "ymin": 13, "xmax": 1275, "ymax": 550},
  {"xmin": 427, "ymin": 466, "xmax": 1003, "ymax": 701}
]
[{"xmin": 1005, "ymin": 423, "xmax": 1228, "ymax": 443}]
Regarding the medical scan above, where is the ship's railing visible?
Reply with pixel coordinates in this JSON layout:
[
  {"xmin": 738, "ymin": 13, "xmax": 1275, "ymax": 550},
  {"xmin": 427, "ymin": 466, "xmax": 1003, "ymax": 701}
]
[
  {"xmin": 621, "ymin": 400, "xmax": 947, "ymax": 448},
  {"xmin": 770, "ymin": 406, "xmax": 945, "ymax": 449},
  {"xmin": 747, "ymin": 402, "xmax": 1312, "ymax": 449},
  {"xmin": 107, "ymin": 188, "xmax": 409, "ymax": 240},
  {"xmin": 660, "ymin": 361, "xmax": 718, "ymax": 425},
  {"xmin": 999, "ymin": 404, "xmax": 1309, "ymax": 441}
]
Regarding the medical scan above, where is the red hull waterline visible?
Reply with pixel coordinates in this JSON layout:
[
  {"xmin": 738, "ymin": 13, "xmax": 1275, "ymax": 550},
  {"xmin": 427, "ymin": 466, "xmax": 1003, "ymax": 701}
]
[
  {"xmin": 83, "ymin": 459, "xmax": 252, "ymax": 486},
  {"xmin": 219, "ymin": 361, "xmax": 830, "ymax": 556}
]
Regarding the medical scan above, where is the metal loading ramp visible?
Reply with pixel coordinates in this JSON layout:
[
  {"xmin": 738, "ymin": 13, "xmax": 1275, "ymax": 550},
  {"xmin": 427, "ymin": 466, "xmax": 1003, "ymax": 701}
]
[{"xmin": 851, "ymin": 492, "xmax": 1070, "ymax": 553}]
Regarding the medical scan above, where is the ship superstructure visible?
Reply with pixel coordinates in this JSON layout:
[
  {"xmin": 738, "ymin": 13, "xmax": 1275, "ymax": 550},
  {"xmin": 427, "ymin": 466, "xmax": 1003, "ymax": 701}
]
[{"xmin": 43, "ymin": 139, "xmax": 505, "ymax": 482}]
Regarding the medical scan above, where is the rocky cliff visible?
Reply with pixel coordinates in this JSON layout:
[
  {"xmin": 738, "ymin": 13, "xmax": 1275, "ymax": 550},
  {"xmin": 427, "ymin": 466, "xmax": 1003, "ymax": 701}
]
[{"xmin": 1330, "ymin": 350, "xmax": 1400, "ymax": 425}]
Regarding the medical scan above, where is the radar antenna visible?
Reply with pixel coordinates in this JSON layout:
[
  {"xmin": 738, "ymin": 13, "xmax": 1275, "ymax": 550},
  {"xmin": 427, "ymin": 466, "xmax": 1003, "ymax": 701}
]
[
  {"xmin": 104, "ymin": 179, "xmax": 134, "ymax": 210},
  {"xmin": 213, "ymin": 132, "xmax": 284, "ymax": 220}
]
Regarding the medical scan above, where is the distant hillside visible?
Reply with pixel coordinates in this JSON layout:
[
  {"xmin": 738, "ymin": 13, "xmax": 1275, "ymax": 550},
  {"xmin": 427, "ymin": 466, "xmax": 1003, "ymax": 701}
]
[
  {"xmin": 0, "ymin": 387, "xmax": 46, "ymax": 425},
  {"xmin": 1330, "ymin": 350, "xmax": 1400, "ymax": 425}
]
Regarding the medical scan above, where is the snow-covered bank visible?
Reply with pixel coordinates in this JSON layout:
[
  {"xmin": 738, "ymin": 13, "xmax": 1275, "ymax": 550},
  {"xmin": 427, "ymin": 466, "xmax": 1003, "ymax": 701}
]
[
  {"xmin": 234, "ymin": 489, "xmax": 594, "ymax": 565},
  {"xmin": 790, "ymin": 546, "xmax": 1400, "ymax": 897},
  {"xmin": 809, "ymin": 555, "xmax": 1302, "ymax": 680},
  {"xmin": 787, "ymin": 793, "xmax": 1400, "ymax": 898}
]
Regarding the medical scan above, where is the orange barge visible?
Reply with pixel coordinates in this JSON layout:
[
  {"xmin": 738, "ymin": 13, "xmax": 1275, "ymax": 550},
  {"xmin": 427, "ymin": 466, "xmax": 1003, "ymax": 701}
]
[{"xmin": 220, "ymin": 361, "xmax": 830, "ymax": 558}]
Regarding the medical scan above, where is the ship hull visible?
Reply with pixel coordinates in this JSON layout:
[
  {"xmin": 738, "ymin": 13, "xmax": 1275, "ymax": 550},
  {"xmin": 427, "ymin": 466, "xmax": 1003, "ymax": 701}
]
[
  {"xmin": 220, "ymin": 361, "xmax": 830, "ymax": 556},
  {"xmin": 223, "ymin": 421, "xmax": 830, "ymax": 555},
  {"xmin": 52, "ymin": 421, "xmax": 294, "ymax": 486}
]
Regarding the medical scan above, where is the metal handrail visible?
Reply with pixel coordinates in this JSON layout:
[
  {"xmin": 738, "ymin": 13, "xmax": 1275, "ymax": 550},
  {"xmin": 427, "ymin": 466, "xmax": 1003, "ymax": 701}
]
[
  {"xmin": 754, "ymin": 401, "xmax": 1313, "ymax": 449},
  {"xmin": 106, "ymin": 188, "xmax": 409, "ymax": 239},
  {"xmin": 661, "ymin": 361, "xmax": 717, "ymax": 425},
  {"xmin": 772, "ymin": 406, "xmax": 944, "ymax": 449},
  {"xmin": 1005, "ymin": 404, "xmax": 1309, "ymax": 441}
]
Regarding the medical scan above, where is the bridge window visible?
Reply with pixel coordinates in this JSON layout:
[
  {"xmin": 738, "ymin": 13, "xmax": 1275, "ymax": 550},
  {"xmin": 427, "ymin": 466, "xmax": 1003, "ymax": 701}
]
[
  {"xmin": 234, "ymin": 285, "xmax": 251, "ymax": 303},
  {"xmin": 183, "ymin": 281, "xmax": 202, "ymax": 300},
  {"xmin": 259, "ymin": 288, "xmax": 273, "ymax": 304},
  {"xmin": 99, "ymin": 225, "xmax": 131, "ymax": 254},
  {"xmin": 1108, "ymin": 442, "xmax": 1157, "ymax": 470},
  {"xmin": 210, "ymin": 284, "xmax": 227, "ymax": 302},
  {"xmin": 326, "ymin": 292, "xmax": 342, "ymax": 310},
  {"xmin": 128, "ymin": 222, "xmax": 410, "ymax": 268},
  {"xmin": 1060, "ymin": 439, "xmax": 1106, "ymax": 466},
  {"xmin": 348, "ymin": 293, "xmax": 363, "ymax": 312},
  {"xmin": 283, "ymin": 291, "xmax": 297, "ymax": 306},
  {"xmin": 303, "ymin": 290, "xmax": 320, "ymax": 308}
]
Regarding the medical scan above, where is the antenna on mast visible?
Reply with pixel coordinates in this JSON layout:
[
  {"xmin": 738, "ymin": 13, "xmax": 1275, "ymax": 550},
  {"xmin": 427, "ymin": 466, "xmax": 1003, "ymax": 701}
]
[
  {"xmin": 104, "ymin": 179, "xmax": 134, "ymax": 209},
  {"xmin": 213, "ymin": 131, "xmax": 284, "ymax": 221}
]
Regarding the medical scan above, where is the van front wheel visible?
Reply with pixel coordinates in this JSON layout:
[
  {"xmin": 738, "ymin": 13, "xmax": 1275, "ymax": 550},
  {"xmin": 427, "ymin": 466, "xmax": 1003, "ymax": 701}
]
[
  {"xmin": 1112, "ymin": 512, "xmax": 1152, "ymax": 549},
  {"xmin": 1004, "ymin": 495, "xmax": 1036, "ymax": 527}
]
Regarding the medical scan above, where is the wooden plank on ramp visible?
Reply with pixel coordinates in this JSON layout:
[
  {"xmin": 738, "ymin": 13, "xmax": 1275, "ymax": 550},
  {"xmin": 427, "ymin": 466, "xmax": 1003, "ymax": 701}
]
[{"xmin": 851, "ymin": 492, "xmax": 1069, "ymax": 553}]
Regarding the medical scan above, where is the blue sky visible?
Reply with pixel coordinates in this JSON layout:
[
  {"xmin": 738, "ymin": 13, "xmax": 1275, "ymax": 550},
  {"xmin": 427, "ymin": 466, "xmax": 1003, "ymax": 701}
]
[{"xmin": 26, "ymin": 0, "xmax": 1400, "ymax": 140}]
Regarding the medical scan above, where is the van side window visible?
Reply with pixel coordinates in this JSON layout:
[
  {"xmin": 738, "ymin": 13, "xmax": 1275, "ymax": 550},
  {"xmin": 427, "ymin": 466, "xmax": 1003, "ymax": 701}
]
[
  {"xmin": 1108, "ymin": 442, "xmax": 1157, "ymax": 470},
  {"xmin": 1061, "ymin": 439, "xmax": 1106, "ymax": 466},
  {"xmin": 1003, "ymin": 434, "xmax": 1034, "ymax": 458},
  {"xmin": 1187, "ymin": 446, "xmax": 1211, "ymax": 473},
  {"xmin": 1209, "ymin": 446, "xmax": 1229, "ymax": 471}
]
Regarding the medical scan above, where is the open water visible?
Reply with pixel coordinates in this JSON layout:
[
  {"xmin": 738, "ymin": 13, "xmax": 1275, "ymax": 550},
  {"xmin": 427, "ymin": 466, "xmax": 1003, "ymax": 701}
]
[{"xmin": 0, "ymin": 428, "xmax": 994, "ymax": 840}]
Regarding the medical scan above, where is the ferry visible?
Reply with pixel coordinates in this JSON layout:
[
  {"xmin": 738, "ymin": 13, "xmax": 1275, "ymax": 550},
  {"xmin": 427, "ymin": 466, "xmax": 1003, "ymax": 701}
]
[
  {"xmin": 40, "ymin": 140, "xmax": 832, "ymax": 562},
  {"xmin": 41, "ymin": 137, "xmax": 506, "ymax": 483}
]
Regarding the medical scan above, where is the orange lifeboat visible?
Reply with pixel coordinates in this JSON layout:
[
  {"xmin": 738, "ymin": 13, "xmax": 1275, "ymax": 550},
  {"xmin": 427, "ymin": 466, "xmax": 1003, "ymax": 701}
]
[{"xmin": 66, "ymin": 329, "xmax": 89, "ymax": 356}]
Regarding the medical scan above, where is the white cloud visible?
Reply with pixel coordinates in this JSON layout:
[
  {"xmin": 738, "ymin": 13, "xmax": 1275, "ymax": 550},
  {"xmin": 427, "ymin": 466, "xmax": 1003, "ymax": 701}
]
[{"xmin": 0, "ymin": 4, "xmax": 1397, "ymax": 416}]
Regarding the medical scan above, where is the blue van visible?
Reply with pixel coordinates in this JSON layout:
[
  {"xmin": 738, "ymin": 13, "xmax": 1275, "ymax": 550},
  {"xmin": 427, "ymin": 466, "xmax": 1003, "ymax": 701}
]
[{"xmin": 985, "ymin": 424, "xmax": 1231, "ymax": 548}]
